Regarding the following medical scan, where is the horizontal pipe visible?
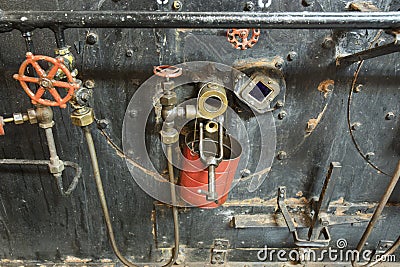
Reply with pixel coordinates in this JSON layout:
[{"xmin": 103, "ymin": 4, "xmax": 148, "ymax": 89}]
[
  {"xmin": 0, "ymin": 11, "xmax": 399, "ymax": 32},
  {"xmin": 0, "ymin": 158, "xmax": 81, "ymax": 196}
]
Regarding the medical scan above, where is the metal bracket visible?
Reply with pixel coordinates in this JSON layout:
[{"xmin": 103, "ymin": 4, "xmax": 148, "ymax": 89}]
[
  {"xmin": 277, "ymin": 187, "xmax": 331, "ymax": 248},
  {"xmin": 336, "ymin": 31, "xmax": 400, "ymax": 66},
  {"xmin": 277, "ymin": 162, "xmax": 342, "ymax": 247},
  {"xmin": 211, "ymin": 239, "xmax": 229, "ymax": 264}
]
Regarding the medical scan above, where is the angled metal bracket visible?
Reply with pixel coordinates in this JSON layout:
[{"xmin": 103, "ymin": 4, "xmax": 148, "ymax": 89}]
[
  {"xmin": 277, "ymin": 186, "xmax": 331, "ymax": 248},
  {"xmin": 336, "ymin": 31, "xmax": 400, "ymax": 66},
  {"xmin": 277, "ymin": 162, "xmax": 342, "ymax": 248}
]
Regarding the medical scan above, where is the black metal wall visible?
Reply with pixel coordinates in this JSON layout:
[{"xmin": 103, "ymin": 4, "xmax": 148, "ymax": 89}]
[{"xmin": 0, "ymin": 0, "xmax": 399, "ymax": 265}]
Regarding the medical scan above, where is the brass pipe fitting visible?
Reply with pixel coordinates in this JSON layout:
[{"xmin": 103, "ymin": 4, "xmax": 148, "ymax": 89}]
[
  {"xmin": 198, "ymin": 82, "xmax": 228, "ymax": 119},
  {"xmin": 71, "ymin": 107, "xmax": 94, "ymax": 127}
]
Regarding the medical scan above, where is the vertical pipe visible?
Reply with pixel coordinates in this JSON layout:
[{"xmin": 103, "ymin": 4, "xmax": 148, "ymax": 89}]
[
  {"xmin": 163, "ymin": 145, "xmax": 180, "ymax": 267},
  {"xmin": 44, "ymin": 127, "xmax": 59, "ymax": 162}
]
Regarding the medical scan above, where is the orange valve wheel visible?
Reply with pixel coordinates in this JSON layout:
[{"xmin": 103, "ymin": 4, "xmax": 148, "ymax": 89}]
[
  {"xmin": 227, "ymin": 28, "xmax": 261, "ymax": 50},
  {"xmin": 153, "ymin": 65, "xmax": 182, "ymax": 78},
  {"xmin": 13, "ymin": 52, "xmax": 80, "ymax": 108}
]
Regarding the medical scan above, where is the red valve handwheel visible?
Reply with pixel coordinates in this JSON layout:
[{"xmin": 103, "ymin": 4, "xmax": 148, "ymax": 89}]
[
  {"xmin": 13, "ymin": 52, "xmax": 80, "ymax": 108},
  {"xmin": 153, "ymin": 65, "xmax": 182, "ymax": 78},
  {"xmin": 227, "ymin": 28, "xmax": 261, "ymax": 50}
]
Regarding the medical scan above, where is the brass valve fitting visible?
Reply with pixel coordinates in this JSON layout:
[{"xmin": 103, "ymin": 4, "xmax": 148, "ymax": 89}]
[
  {"xmin": 198, "ymin": 83, "xmax": 228, "ymax": 119},
  {"xmin": 71, "ymin": 107, "xmax": 94, "ymax": 127}
]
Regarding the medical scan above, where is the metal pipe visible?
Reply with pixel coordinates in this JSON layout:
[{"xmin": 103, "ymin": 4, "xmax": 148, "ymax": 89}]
[
  {"xmin": 352, "ymin": 160, "xmax": 400, "ymax": 267},
  {"xmin": 0, "ymin": 159, "xmax": 81, "ymax": 196},
  {"xmin": 84, "ymin": 126, "xmax": 179, "ymax": 266},
  {"xmin": 164, "ymin": 145, "xmax": 180, "ymax": 267},
  {"xmin": 0, "ymin": 11, "xmax": 399, "ymax": 31},
  {"xmin": 83, "ymin": 126, "xmax": 139, "ymax": 267},
  {"xmin": 44, "ymin": 127, "xmax": 59, "ymax": 164}
]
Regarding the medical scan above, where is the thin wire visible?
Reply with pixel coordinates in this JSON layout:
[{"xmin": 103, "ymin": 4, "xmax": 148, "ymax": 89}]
[{"xmin": 346, "ymin": 29, "xmax": 390, "ymax": 177}]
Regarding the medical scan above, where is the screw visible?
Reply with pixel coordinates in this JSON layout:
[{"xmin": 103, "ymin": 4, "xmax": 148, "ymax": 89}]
[
  {"xmin": 126, "ymin": 49, "xmax": 134, "ymax": 57},
  {"xmin": 351, "ymin": 122, "xmax": 361, "ymax": 130},
  {"xmin": 354, "ymin": 84, "xmax": 363, "ymax": 93},
  {"xmin": 84, "ymin": 80, "xmax": 95, "ymax": 89},
  {"xmin": 240, "ymin": 169, "xmax": 251, "ymax": 177},
  {"xmin": 365, "ymin": 152, "xmax": 375, "ymax": 160},
  {"xmin": 287, "ymin": 51, "xmax": 297, "ymax": 61},
  {"xmin": 86, "ymin": 32, "xmax": 98, "ymax": 45},
  {"xmin": 277, "ymin": 151, "xmax": 287, "ymax": 160},
  {"xmin": 172, "ymin": 0, "xmax": 182, "ymax": 10},
  {"xmin": 278, "ymin": 111, "xmax": 287, "ymax": 120},
  {"xmin": 385, "ymin": 112, "xmax": 395, "ymax": 120},
  {"xmin": 244, "ymin": 1, "xmax": 255, "ymax": 11},
  {"xmin": 322, "ymin": 36, "xmax": 335, "ymax": 49}
]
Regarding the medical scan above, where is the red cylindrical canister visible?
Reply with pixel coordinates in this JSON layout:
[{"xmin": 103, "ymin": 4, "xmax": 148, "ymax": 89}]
[{"xmin": 179, "ymin": 133, "xmax": 242, "ymax": 208}]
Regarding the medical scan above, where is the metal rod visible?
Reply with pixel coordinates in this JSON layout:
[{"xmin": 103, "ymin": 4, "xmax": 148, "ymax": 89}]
[
  {"xmin": 207, "ymin": 165, "xmax": 217, "ymax": 201},
  {"xmin": 0, "ymin": 11, "xmax": 399, "ymax": 31},
  {"xmin": 0, "ymin": 158, "xmax": 81, "ymax": 196},
  {"xmin": 352, "ymin": 160, "xmax": 400, "ymax": 267}
]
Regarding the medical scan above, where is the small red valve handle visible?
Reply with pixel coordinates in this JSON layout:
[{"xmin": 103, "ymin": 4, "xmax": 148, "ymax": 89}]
[
  {"xmin": 227, "ymin": 28, "xmax": 261, "ymax": 50},
  {"xmin": 0, "ymin": 117, "xmax": 4, "ymax": 136},
  {"xmin": 153, "ymin": 65, "xmax": 183, "ymax": 78},
  {"xmin": 13, "ymin": 52, "xmax": 80, "ymax": 108}
]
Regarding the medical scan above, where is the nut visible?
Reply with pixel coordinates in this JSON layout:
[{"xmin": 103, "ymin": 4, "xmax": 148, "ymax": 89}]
[
  {"xmin": 27, "ymin": 108, "xmax": 38, "ymax": 124},
  {"xmin": 13, "ymin": 113, "xmax": 24, "ymax": 125},
  {"xmin": 48, "ymin": 158, "xmax": 65, "ymax": 174},
  {"xmin": 70, "ymin": 108, "xmax": 94, "ymax": 127},
  {"xmin": 160, "ymin": 92, "xmax": 177, "ymax": 106},
  {"xmin": 160, "ymin": 129, "xmax": 179, "ymax": 144}
]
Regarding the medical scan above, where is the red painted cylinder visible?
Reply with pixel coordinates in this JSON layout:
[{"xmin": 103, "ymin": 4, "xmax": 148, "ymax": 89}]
[{"xmin": 179, "ymin": 133, "xmax": 242, "ymax": 208}]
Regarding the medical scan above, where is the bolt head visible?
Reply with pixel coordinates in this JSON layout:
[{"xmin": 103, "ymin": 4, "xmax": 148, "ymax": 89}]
[
  {"xmin": 287, "ymin": 52, "xmax": 297, "ymax": 61},
  {"xmin": 84, "ymin": 80, "xmax": 95, "ymax": 89},
  {"xmin": 277, "ymin": 151, "xmax": 287, "ymax": 160},
  {"xmin": 385, "ymin": 112, "xmax": 395, "ymax": 120},
  {"xmin": 172, "ymin": 0, "xmax": 182, "ymax": 10},
  {"xmin": 354, "ymin": 84, "xmax": 363, "ymax": 93},
  {"xmin": 244, "ymin": 1, "xmax": 255, "ymax": 11},
  {"xmin": 240, "ymin": 169, "xmax": 251, "ymax": 177},
  {"xmin": 278, "ymin": 111, "xmax": 287, "ymax": 120},
  {"xmin": 86, "ymin": 32, "xmax": 98, "ymax": 45},
  {"xmin": 365, "ymin": 152, "xmax": 375, "ymax": 160},
  {"xmin": 126, "ymin": 49, "xmax": 134, "ymax": 57},
  {"xmin": 322, "ymin": 37, "xmax": 335, "ymax": 49},
  {"xmin": 351, "ymin": 122, "xmax": 362, "ymax": 130}
]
